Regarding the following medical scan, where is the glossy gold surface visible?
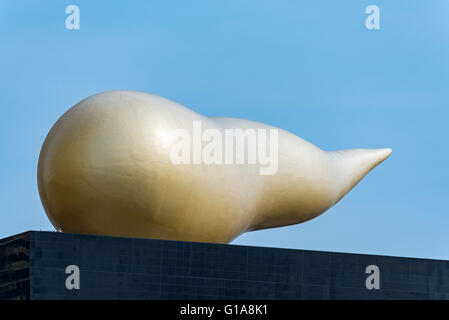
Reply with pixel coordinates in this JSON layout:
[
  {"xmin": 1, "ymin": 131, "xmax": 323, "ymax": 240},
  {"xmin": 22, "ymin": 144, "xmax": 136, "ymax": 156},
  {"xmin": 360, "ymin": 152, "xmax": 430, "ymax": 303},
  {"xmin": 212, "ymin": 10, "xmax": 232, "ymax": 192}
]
[{"xmin": 38, "ymin": 91, "xmax": 392, "ymax": 243}]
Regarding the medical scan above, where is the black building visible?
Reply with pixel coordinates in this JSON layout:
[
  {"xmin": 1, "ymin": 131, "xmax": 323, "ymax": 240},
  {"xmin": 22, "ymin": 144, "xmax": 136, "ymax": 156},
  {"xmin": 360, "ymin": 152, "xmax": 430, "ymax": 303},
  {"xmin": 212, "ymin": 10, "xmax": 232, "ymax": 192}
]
[{"xmin": 1, "ymin": 231, "xmax": 449, "ymax": 300}]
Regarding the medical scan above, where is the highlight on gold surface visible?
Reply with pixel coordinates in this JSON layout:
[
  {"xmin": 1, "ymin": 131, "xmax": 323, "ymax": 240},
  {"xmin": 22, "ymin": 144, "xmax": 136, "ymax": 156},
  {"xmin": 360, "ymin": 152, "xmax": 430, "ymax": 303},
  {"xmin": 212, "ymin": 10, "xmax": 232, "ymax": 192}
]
[{"xmin": 37, "ymin": 90, "xmax": 392, "ymax": 243}]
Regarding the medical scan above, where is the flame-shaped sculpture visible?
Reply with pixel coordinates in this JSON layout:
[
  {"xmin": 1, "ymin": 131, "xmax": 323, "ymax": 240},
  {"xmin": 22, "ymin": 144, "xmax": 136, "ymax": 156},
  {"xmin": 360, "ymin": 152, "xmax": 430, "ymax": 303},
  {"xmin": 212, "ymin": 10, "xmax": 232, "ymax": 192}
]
[{"xmin": 38, "ymin": 91, "xmax": 391, "ymax": 243}]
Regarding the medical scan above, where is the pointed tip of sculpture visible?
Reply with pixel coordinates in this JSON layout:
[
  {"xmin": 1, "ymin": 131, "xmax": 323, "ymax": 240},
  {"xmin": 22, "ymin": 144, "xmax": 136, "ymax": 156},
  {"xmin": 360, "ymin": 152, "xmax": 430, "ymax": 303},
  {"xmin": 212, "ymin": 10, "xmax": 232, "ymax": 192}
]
[
  {"xmin": 378, "ymin": 147, "xmax": 392, "ymax": 160},
  {"xmin": 370, "ymin": 147, "xmax": 392, "ymax": 168},
  {"xmin": 327, "ymin": 147, "xmax": 392, "ymax": 205}
]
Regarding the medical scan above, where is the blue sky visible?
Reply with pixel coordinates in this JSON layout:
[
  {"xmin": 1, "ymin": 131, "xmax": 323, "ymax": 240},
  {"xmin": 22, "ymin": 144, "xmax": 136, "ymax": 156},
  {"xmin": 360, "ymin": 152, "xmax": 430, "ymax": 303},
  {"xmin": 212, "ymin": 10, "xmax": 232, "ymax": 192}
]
[{"xmin": 0, "ymin": 1, "xmax": 448, "ymax": 259}]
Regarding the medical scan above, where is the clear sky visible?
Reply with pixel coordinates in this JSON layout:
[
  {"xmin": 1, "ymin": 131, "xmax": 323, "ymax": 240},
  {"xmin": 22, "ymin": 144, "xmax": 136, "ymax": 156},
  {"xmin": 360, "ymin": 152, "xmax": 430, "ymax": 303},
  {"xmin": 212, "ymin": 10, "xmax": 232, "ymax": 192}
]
[{"xmin": 0, "ymin": 1, "xmax": 448, "ymax": 260}]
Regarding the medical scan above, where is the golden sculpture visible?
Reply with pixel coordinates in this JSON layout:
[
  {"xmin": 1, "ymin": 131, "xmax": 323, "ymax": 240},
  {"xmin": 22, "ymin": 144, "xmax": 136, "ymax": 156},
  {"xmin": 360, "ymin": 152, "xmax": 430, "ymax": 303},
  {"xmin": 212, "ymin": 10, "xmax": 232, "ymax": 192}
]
[{"xmin": 38, "ymin": 91, "xmax": 391, "ymax": 243}]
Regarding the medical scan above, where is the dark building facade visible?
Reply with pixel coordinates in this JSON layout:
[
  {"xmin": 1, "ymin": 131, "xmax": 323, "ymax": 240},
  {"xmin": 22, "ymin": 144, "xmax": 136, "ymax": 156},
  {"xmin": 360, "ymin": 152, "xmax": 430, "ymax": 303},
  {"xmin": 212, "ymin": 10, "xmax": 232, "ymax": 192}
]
[
  {"xmin": 1, "ymin": 231, "xmax": 449, "ymax": 300},
  {"xmin": 0, "ymin": 232, "xmax": 30, "ymax": 300}
]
